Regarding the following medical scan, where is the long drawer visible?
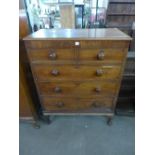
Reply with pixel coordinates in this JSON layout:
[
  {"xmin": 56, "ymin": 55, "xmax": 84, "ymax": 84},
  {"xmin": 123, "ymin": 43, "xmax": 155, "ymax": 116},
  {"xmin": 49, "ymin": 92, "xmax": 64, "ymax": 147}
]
[
  {"xmin": 38, "ymin": 81, "xmax": 118, "ymax": 97},
  {"xmin": 25, "ymin": 40, "xmax": 129, "ymax": 49},
  {"xmin": 32, "ymin": 64, "xmax": 121, "ymax": 81},
  {"xmin": 27, "ymin": 48, "xmax": 125, "ymax": 63},
  {"xmin": 41, "ymin": 97, "xmax": 114, "ymax": 112}
]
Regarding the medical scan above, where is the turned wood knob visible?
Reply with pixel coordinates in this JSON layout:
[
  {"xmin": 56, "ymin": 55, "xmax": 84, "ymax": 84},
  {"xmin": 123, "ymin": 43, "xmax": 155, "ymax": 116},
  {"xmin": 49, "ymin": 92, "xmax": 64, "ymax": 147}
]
[
  {"xmin": 96, "ymin": 69, "xmax": 103, "ymax": 76},
  {"xmin": 51, "ymin": 69, "xmax": 59, "ymax": 76},
  {"xmin": 56, "ymin": 102, "xmax": 64, "ymax": 107},
  {"xmin": 49, "ymin": 51, "xmax": 56, "ymax": 60},
  {"xmin": 95, "ymin": 87, "xmax": 101, "ymax": 93},
  {"xmin": 97, "ymin": 50, "xmax": 104, "ymax": 60},
  {"xmin": 92, "ymin": 102, "xmax": 100, "ymax": 108},
  {"xmin": 54, "ymin": 87, "xmax": 61, "ymax": 93}
]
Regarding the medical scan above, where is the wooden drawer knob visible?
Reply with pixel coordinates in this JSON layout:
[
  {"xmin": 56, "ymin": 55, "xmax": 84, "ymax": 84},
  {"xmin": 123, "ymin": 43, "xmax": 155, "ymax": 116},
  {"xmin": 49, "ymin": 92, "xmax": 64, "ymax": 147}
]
[
  {"xmin": 97, "ymin": 50, "xmax": 104, "ymax": 60},
  {"xmin": 49, "ymin": 51, "xmax": 57, "ymax": 60},
  {"xmin": 56, "ymin": 102, "xmax": 64, "ymax": 107},
  {"xmin": 92, "ymin": 102, "xmax": 100, "ymax": 108},
  {"xmin": 95, "ymin": 87, "xmax": 101, "ymax": 93},
  {"xmin": 96, "ymin": 69, "xmax": 103, "ymax": 76},
  {"xmin": 51, "ymin": 69, "xmax": 59, "ymax": 76},
  {"xmin": 54, "ymin": 87, "xmax": 61, "ymax": 93}
]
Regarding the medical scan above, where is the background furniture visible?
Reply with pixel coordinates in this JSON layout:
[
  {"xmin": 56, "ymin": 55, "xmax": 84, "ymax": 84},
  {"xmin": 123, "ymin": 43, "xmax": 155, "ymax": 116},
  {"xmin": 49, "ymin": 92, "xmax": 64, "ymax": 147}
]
[
  {"xmin": 59, "ymin": 4, "xmax": 75, "ymax": 28},
  {"xmin": 106, "ymin": 0, "xmax": 135, "ymax": 35},
  {"xmin": 19, "ymin": 9, "xmax": 40, "ymax": 128},
  {"xmin": 116, "ymin": 52, "xmax": 135, "ymax": 115},
  {"xmin": 106, "ymin": 0, "xmax": 135, "ymax": 51},
  {"xmin": 24, "ymin": 28, "xmax": 131, "ymax": 125},
  {"xmin": 105, "ymin": 0, "xmax": 135, "ymax": 115}
]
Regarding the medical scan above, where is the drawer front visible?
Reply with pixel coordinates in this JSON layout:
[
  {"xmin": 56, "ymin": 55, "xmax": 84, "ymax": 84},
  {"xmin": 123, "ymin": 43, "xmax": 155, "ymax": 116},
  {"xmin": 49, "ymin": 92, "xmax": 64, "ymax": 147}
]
[
  {"xmin": 32, "ymin": 64, "xmax": 121, "ymax": 81},
  {"xmin": 41, "ymin": 97, "xmax": 114, "ymax": 111},
  {"xmin": 79, "ymin": 48, "xmax": 125, "ymax": 62},
  {"xmin": 28, "ymin": 48, "xmax": 125, "ymax": 63},
  {"xmin": 25, "ymin": 40, "xmax": 129, "ymax": 49},
  {"xmin": 28, "ymin": 48, "xmax": 74, "ymax": 61},
  {"xmin": 80, "ymin": 40, "xmax": 129, "ymax": 49},
  {"xmin": 25, "ymin": 40, "xmax": 75, "ymax": 49},
  {"xmin": 38, "ymin": 81, "xmax": 118, "ymax": 97}
]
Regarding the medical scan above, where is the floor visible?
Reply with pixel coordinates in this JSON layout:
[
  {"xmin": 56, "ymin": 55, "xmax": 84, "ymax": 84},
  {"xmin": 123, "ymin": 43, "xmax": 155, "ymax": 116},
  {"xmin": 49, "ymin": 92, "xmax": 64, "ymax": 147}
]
[{"xmin": 19, "ymin": 116, "xmax": 135, "ymax": 155}]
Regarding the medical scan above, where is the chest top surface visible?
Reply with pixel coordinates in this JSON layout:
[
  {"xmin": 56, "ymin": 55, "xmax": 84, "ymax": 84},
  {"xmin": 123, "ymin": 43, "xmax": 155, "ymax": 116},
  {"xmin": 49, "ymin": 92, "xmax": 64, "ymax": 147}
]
[{"xmin": 23, "ymin": 28, "xmax": 132, "ymax": 41}]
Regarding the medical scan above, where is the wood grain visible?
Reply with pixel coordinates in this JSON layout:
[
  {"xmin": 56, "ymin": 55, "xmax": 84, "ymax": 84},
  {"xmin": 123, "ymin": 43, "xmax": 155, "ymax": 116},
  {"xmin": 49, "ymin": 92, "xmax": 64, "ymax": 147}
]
[
  {"xmin": 28, "ymin": 47, "xmax": 126, "ymax": 63},
  {"xmin": 37, "ymin": 81, "xmax": 118, "ymax": 97},
  {"xmin": 32, "ymin": 64, "xmax": 121, "ymax": 82},
  {"xmin": 41, "ymin": 97, "xmax": 114, "ymax": 111},
  {"xmin": 19, "ymin": 62, "xmax": 33, "ymax": 117},
  {"xmin": 25, "ymin": 40, "xmax": 130, "ymax": 49},
  {"xmin": 24, "ymin": 28, "xmax": 131, "ymax": 117},
  {"xmin": 19, "ymin": 10, "xmax": 30, "ymax": 39},
  {"xmin": 19, "ymin": 8, "xmax": 39, "ymax": 122}
]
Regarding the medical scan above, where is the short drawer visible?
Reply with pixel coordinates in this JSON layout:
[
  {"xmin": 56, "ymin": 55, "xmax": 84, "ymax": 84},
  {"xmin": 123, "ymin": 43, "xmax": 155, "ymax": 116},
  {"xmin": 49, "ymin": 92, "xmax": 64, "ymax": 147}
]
[
  {"xmin": 80, "ymin": 40, "xmax": 129, "ymax": 49},
  {"xmin": 25, "ymin": 40, "xmax": 75, "ymax": 49},
  {"xmin": 32, "ymin": 64, "xmax": 121, "ymax": 81},
  {"xmin": 38, "ymin": 81, "xmax": 118, "ymax": 97},
  {"xmin": 41, "ymin": 97, "xmax": 114, "ymax": 112},
  {"xmin": 79, "ymin": 48, "xmax": 125, "ymax": 62},
  {"xmin": 28, "ymin": 48, "xmax": 74, "ymax": 61}
]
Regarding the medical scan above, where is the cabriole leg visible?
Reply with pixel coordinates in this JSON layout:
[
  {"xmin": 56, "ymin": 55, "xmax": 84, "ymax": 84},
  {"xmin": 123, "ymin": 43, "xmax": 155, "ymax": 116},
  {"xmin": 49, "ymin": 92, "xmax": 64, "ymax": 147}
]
[
  {"xmin": 43, "ymin": 116, "xmax": 51, "ymax": 124},
  {"xmin": 32, "ymin": 122, "xmax": 40, "ymax": 129},
  {"xmin": 107, "ymin": 116, "xmax": 113, "ymax": 126}
]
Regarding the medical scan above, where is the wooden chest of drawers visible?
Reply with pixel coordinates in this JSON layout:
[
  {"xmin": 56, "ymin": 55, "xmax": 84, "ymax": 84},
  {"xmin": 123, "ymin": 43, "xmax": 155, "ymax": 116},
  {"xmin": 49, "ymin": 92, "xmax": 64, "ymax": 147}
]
[{"xmin": 24, "ymin": 28, "xmax": 131, "ymax": 124}]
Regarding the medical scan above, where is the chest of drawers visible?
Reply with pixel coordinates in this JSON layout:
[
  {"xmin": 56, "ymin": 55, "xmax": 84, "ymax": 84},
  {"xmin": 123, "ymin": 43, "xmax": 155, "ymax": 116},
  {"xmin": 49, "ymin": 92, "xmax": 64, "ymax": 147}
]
[{"xmin": 24, "ymin": 28, "xmax": 131, "ymax": 125}]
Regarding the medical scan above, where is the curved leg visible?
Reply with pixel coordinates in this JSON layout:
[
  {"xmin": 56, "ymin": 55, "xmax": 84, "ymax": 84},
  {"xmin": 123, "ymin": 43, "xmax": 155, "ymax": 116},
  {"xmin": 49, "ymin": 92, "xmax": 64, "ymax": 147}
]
[
  {"xmin": 107, "ymin": 117, "xmax": 113, "ymax": 126},
  {"xmin": 46, "ymin": 116, "xmax": 52, "ymax": 124},
  {"xmin": 42, "ymin": 116, "xmax": 51, "ymax": 124},
  {"xmin": 32, "ymin": 122, "xmax": 40, "ymax": 129}
]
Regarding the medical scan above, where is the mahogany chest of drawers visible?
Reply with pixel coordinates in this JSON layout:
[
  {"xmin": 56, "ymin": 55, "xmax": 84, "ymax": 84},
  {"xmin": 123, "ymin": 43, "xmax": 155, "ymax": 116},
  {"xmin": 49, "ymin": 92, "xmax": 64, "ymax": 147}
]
[{"xmin": 24, "ymin": 28, "xmax": 131, "ymax": 125}]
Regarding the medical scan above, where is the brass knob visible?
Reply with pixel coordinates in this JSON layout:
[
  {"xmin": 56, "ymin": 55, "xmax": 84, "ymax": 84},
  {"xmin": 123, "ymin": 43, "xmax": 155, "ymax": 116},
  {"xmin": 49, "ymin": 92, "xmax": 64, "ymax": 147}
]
[
  {"xmin": 56, "ymin": 102, "xmax": 64, "ymax": 107},
  {"xmin": 54, "ymin": 87, "xmax": 61, "ymax": 93},
  {"xmin": 51, "ymin": 69, "xmax": 59, "ymax": 76},
  {"xmin": 49, "ymin": 51, "xmax": 56, "ymax": 60},
  {"xmin": 97, "ymin": 50, "xmax": 104, "ymax": 60},
  {"xmin": 92, "ymin": 102, "xmax": 100, "ymax": 108},
  {"xmin": 95, "ymin": 87, "xmax": 101, "ymax": 93},
  {"xmin": 96, "ymin": 69, "xmax": 103, "ymax": 76}
]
